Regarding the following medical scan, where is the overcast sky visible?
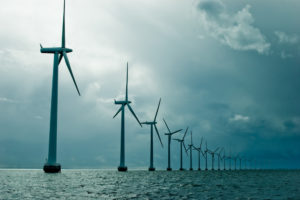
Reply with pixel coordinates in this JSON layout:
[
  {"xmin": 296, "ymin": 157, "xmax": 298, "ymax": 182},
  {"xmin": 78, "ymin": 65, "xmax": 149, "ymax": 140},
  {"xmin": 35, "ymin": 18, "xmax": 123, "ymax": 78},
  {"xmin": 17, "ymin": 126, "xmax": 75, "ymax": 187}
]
[{"xmin": 0, "ymin": 0, "xmax": 299, "ymax": 169}]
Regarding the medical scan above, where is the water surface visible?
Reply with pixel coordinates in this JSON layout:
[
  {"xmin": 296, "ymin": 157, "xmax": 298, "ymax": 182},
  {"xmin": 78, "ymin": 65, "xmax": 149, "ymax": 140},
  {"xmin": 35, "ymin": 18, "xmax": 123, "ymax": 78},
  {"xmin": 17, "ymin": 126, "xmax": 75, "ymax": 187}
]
[{"xmin": 0, "ymin": 169, "xmax": 299, "ymax": 199}]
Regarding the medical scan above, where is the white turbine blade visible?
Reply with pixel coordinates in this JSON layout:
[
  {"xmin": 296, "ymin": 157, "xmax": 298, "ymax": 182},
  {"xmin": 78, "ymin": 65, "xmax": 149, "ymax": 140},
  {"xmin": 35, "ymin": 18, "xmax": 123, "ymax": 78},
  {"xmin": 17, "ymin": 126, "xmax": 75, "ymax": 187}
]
[
  {"xmin": 63, "ymin": 52, "xmax": 80, "ymax": 96},
  {"xmin": 214, "ymin": 147, "xmax": 220, "ymax": 153},
  {"xmin": 127, "ymin": 104, "xmax": 142, "ymax": 127},
  {"xmin": 62, "ymin": 0, "xmax": 66, "ymax": 48},
  {"xmin": 183, "ymin": 127, "xmax": 188, "ymax": 140},
  {"xmin": 163, "ymin": 119, "xmax": 171, "ymax": 133},
  {"xmin": 58, "ymin": 53, "xmax": 63, "ymax": 65},
  {"xmin": 153, "ymin": 98, "xmax": 161, "ymax": 122},
  {"xmin": 171, "ymin": 129, "xmax": 182, "ymax": 135},
  {"xmin": 183, "ymin": 142, "xmax": 188, "ymax": 154},
  {"xmin": 113, "ymin": 106, "xmax": 122, "ymax": 118},
  {"xmin": 200, "ymin": 137, "xmax": 203, "ymax": 149},
  {"xmin": 125, "ymin": 62, "xmax": 128, "ymax": 101},
  {"xmin": 154, "ymin": 124, "xmax": 163, "ymax": 148}
]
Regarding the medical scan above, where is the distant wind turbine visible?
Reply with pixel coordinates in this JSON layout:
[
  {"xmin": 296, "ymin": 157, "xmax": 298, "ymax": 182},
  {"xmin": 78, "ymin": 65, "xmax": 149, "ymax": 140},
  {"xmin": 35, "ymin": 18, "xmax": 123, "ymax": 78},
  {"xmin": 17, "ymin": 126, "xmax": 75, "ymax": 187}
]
[
  {"xmin": 113, "ymin": 63, "xmax": 142, "ymax": 172},
  {"xmin": 163, "ymin": 119, "xmax": 182, "ymax": 171},
  {"xmin": 173, "ymin": 127, "xmax": 188, "ymax": 170},
  {"xmin": 216, "ymin": 148, "xmax": 224, "ymax": 171},
  {"xmin": 186, "ymin": 131, "xmax": 194, "ymax": 170},
  {"xmin": 141, "ymin": 98, "xmax": 163, "ymax": 171},
  {"xmin": 41, "ymin": 0, "xmax": 80, "ymax": 173},
  {"xmin": 222, "ymin": 149, "xmax": 226, "ymax": 170},
  {"xmin": 207, "ymin": 147, "xmax": 220, "ymax": 170},
  {"xmin": 204, "ymin": 141, "xmax": 208, "ymax": 170},
  {"xmin": 193, "ymin": 137, "xmax": 204, "ymax": 171}
]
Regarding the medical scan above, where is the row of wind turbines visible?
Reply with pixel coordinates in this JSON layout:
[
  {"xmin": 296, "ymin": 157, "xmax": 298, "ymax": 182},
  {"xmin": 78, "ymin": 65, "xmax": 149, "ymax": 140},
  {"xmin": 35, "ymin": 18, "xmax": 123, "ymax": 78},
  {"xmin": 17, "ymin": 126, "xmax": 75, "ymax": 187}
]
[{"xmin": 40, "ymin": 0, "xmax": 256, "ymax": 173}]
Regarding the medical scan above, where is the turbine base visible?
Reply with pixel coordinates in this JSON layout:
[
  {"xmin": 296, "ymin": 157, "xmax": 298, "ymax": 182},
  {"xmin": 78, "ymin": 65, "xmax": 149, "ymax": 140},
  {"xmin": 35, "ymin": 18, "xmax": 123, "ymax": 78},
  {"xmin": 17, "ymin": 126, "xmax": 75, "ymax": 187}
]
[
  {"xmin": 43, "ymin": 163, "xmax": 61, "ymax": 173},
  {"xmin": 189, "ymin": 168, "xmax": 193, "ymax": 171},
  {"xmin": 167, "ymin": 168, "xmax": 172, "ymax": 171},
  {"xmin": 118, "ymin": 166, "xmax": 128, "ymax": 172},
  {"xmin": 148, "ymin": 167, "xmax": 155, "ymax": 171},
  {"xmin": 198, "ymin": 168, "xmax": 201, "ymax": 171},
  {"xmin": 179, "ymin": 168, "xmax": 185, "ymax": 171}
]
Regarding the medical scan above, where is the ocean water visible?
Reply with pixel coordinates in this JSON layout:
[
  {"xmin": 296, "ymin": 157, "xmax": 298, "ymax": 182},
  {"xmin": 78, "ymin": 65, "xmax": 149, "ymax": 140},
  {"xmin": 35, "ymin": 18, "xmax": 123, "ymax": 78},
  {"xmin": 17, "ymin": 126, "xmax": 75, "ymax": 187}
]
[{"xmin": 0, "ymin": 169, "xmax": 299, "ymax": 199}]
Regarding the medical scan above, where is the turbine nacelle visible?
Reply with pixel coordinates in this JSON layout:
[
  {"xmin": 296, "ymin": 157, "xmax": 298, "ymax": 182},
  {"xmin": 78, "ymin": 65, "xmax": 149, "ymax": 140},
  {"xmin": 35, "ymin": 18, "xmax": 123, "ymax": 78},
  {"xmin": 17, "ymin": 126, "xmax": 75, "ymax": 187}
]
[
  {"xmin": 40, "ymin": 47, "xmax": 73, "ymax": 54},
  {"xmin": 114, "ymin": 100, "xmax": 131, "ymax": 105},
  {"xmin": 141, "ymin": 121, "xmax": 156, "ymax": 125}
]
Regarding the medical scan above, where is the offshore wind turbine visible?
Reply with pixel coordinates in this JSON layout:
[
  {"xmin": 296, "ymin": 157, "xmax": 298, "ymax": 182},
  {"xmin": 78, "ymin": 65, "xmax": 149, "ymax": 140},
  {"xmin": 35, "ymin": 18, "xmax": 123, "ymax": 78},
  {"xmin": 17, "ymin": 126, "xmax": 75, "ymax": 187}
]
[
  {"xmin": 163, "ymin": 119, "xmax": 182, "ymax": 171},
  {"xmin": 113, "ymin": 63, "xmax": 142, "ymax": 172},
  {"xmin": 173, "ymin": 127, "xmax": 188, "ymax": 170},
  {"xmin": 186, "ymin": 131, "xmax": 194, "ymax": 170},
  {"xmin": 222, "ymin": 149, "xmax": 226, "ymax": 170},
  {"xmin": 204, "ymin": 141, "xmax": 208, "ymax": 170},
  {"xmin": 193, "ymin": 137, "xmax": 203, "ymax": 171},
  {"xmin": 216, "ymin": 148, "xmax": 224, "ymax": 170},
  {"xmin": 141, "ymin": 98, "xmax": 163, "ymax": 171},
  {"xmin": 233, "ymin": 154, "xmax": 238, "ymax": 170},
  {"xmin": 207, "ymin": 147, "xmax": 219, "ymax": 170},
  {"xmin": 40, "ymin": 0, "xmax": 80, "ymax": 173}
]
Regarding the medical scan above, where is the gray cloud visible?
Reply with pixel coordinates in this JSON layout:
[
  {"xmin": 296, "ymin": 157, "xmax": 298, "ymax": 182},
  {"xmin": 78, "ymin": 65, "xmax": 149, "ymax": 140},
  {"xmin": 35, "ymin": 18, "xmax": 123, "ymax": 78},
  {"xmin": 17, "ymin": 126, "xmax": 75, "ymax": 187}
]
[
  {"xmin": 196, "ymin": 0, "xmax": 270, "ymax": 54},
  {"xmin": 275, "ymin": 31, "xmax": 299, "ymax": 44}
]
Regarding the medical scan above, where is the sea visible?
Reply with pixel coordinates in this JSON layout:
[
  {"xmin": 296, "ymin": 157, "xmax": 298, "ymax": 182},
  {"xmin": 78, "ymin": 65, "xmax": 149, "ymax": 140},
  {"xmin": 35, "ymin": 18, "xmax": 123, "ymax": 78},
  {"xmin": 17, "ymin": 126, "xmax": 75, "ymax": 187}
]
[{"xmin": 0, "ymin": 169, "xmax": 299, "ymax": 199}]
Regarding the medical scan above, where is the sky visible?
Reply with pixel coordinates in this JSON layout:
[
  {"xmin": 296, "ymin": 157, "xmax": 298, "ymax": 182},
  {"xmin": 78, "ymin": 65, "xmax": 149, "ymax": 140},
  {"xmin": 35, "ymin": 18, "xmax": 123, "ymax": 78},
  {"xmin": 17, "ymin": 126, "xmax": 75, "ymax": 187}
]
[{"xmin": 0, "ymin": 0, "xmax": 299, "ymax": 169}]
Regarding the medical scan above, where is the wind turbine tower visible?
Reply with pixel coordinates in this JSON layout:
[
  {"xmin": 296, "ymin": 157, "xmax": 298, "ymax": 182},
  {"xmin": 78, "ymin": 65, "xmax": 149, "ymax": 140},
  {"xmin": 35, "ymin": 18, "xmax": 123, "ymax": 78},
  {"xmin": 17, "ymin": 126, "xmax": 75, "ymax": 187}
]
[
  {"xmin": 186, "ymin": 131, "xmax": 194, "ymax": 170},
  {"xmin": 163, "ymin": 119, "xmax": 182, "ymax": 171},
  {"xmin": 204, "ymin": 142, "xmax": 208, "ymax": 170},
  {"xmin": 141, "ymin": 98, "xmax": 163, "ymax": 171},
  {"xmin": 40, "ymin": 0, "xmax": 80, "ymax": 173},
  {"xmin": 113, "ymin": 63, "xmax": 142, "ymax": 171},
  {"xmin": 208, "ymin": 147, "xmax": 219, "ymax": 170},
  {"xmin": 193, "ymin": 137, "xmax": 203, "ymax": 171},
  {"xmin": 173, "ymin": 127, "xmax": 188, "ymax": 170},
  {"xmin": 216, "ymin": 148, "xmax": 224, "ymax": 171}
]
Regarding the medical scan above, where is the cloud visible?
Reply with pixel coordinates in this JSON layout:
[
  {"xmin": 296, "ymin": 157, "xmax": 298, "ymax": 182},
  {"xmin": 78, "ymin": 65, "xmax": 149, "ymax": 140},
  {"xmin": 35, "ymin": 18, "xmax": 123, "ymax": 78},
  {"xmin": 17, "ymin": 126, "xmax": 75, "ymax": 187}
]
[
  {"xmin": 274, "ymin": 31, "xmax": 299, "ymax": 44},
  {"xmin": 196, "ymin": 0, "xmax": 270, "ymax": 54},
  {"xmin": 230, "ymin": 114, "xmax": 249, "ymax": 122},
  {"xmin": 0, "ymin": 97, "xmax": 18, "ymax": 103}
]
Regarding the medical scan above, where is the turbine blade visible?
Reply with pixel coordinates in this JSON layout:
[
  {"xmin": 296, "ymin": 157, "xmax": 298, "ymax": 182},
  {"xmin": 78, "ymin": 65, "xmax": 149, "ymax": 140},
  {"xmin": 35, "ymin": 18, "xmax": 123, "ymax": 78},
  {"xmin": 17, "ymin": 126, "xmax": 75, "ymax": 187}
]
[
  {"xmin": 183, "ymin": 142, "xmax": 187, "ymax": 153},
  {"xmin": 63, "ymin": 52, "xmax": 80, "ymax": 96},
  {"xmin": 113, "ymin": 106, "xmax": 122, "ymax": 118},
  {"xmin": 214, "ymin": 147, "xmax": 220, "ymax": 153},
  {"xmin": 58, "ymin": 53, "xmax": 63, "ymax": 65},
  {"xmin": 125, "ymin": 62, "xmax": 128, "ymax": 101},
  {"xmin": 127, "ymin": 104, "xmax": 142, "ymax": 127},
  {"xmin": 200, "ymin": 137, "xmax": 203, "ymax": 149},
  {"xmin": 154, "ymin": 98, "xmax": 161, "ymax": 122},
  {"xmin": 183, "ymin": 127, "xmax": 188, "ymax": 140},
  {"xmin": 62, "ymin": 0, "xmax": 66, "ymax": 48},
  {"xmin": 171, "ymin": 129, "xmax": 182, "ymax": 135},
  {"xmin": 40, "ymin": 44, "xmax": 43, "ymax": 49},
  {"xmin": 154, "ymin": 124, "xmax": 163, "ymax": 148},
  {"xmin": 163, "ymin": 118, "xmax": 171, "ymax": 133}
]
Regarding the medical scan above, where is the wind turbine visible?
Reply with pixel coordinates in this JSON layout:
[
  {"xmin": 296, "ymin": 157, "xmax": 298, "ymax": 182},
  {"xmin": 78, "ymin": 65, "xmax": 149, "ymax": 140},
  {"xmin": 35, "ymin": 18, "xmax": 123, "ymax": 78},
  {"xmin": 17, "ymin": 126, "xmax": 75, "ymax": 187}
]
[
  {"xmin": 193, "ymin": 137, "xmax": 203, "ymax": 171},
  {"xmin": 141, "ymin": 98, "xmax": 163, "ymax": 171},
  {"xmin": 238, "ymin": 156, "xmax": 242, "ymax": 170},
  {"xmin": 227, "ymin": 150, "xmax": 232, "ymax": 170},
  {"xmin": 233, "ymin": 154, "xmax": 238, "ymax": 170},
  {"xmin": 41, "ymin": 0, "xmax": 80, "ymax": 173},
  {"xmin": 216, "ymin": 148, "xmax": 224, "ymax": 171},
  {"xmin": 163, "ymin": 119, "xmax": 182, "ymax": 171},
  {"xmin": 113, "ymin": 63, "xmax": 142, "ymax": 172},
  {"xmin": 186, "ymin": 131, "xmax": 194, "ymax": 170},
  {"xmin": 204, "ymin": 141, "xmax": 208, "ymax": 170},
  {"xmin": 222, "ymin": 149, "xmax": 226, "ymax": 170},
  {"xmin": 207, "ymin": 147, "xmax": 219, "ymax": 170},
  {"xmin": 173, "ymin": 127, "xmax": 188, "ymax": 170}
]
